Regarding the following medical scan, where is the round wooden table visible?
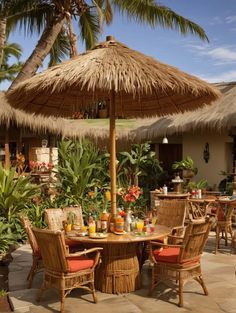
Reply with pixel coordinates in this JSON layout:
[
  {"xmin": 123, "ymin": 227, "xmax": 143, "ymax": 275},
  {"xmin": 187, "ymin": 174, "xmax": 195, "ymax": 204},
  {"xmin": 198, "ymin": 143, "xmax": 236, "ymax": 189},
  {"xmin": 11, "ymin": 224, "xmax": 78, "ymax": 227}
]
[{"xmin": 67, "ymin": 225, "xmax": 170, "ymax": 294}]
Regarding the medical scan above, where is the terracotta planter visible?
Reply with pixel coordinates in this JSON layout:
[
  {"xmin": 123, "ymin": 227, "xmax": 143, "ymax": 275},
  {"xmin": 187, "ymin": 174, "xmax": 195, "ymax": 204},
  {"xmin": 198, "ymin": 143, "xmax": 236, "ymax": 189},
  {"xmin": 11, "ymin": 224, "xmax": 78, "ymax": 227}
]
[
  {"xmin": 98, "ymin": 109, "xmax": 108, "ymax": 118},
  {"xmin": 182, "ymin": 169, "xmax": 195, "ymax": 179}
]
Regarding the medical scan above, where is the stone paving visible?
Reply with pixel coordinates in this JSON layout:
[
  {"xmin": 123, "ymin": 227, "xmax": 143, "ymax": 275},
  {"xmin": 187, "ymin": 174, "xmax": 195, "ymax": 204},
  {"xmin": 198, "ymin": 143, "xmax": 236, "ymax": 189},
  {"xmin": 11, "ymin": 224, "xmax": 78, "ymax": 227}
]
[{"xmin": 8, "ymin": 233, "xmax": 236, "ymax": 313}]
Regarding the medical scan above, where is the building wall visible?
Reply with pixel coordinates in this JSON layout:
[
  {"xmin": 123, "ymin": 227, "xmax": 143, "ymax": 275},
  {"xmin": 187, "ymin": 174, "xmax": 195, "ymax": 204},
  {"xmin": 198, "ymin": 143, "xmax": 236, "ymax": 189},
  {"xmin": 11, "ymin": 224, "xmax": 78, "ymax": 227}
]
[{"xmin": 182, "ymin": 132, "xmax": 233, "ymax": 188}]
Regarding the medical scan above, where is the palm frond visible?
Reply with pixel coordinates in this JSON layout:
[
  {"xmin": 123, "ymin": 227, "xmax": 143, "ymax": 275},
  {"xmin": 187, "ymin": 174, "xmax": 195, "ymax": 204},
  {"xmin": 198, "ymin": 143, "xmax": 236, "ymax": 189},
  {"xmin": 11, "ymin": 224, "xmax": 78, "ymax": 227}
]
[
  {"xmin": 79, "ymin": 8, "xmax": 101, "ymax": 49},
  {"xmin": 48, "ymin": 29, "xmax": 70, "ymax": 67},
  {"xmin": 112, "ymin": 0, "xmax": 208, "ymax": 41},
  {"xmin": 7, "ymin": 1, "xmax": 54, "ymax": 36}
]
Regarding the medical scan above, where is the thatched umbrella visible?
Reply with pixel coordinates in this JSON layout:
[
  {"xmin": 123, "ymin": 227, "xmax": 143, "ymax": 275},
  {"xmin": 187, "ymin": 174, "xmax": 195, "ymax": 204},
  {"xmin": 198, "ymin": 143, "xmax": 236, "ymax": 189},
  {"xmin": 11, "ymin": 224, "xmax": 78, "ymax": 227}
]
[
  {"xmin": 6, "ymin": 35, "xmax": 221, "ymax": 216},
  {"xmin": 133, "ymin": 82, "xmax": 236, "ymax": 140}
]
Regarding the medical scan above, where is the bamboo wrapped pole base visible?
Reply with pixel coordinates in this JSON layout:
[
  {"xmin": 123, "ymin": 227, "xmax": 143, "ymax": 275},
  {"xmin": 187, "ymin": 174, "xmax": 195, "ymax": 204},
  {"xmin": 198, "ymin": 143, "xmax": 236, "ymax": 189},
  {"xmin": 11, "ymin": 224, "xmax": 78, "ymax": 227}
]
[{"xmin": 85, "ymin": 242, "xmax": 140, "ymax": 293}]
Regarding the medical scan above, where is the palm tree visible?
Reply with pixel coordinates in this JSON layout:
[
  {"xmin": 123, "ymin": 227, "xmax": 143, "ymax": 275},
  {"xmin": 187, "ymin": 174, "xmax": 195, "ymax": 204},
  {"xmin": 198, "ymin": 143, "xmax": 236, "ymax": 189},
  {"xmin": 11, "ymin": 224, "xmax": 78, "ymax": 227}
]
[
  {"xmin": 0, "ymin": 42, "xmax": 23, "ymax": 84},
  {"xmin": 9, "ymin": 0, "xmax": 209, "ymax": 89}
]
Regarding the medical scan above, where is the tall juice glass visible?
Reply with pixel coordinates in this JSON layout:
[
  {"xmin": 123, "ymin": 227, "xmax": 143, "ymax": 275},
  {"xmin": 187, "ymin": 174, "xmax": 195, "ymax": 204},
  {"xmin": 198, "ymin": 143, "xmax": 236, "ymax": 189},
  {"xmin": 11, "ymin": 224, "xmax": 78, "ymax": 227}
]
[{"xmin": 136, "ymin": 220, "xmax": 144, "ymax": 232}]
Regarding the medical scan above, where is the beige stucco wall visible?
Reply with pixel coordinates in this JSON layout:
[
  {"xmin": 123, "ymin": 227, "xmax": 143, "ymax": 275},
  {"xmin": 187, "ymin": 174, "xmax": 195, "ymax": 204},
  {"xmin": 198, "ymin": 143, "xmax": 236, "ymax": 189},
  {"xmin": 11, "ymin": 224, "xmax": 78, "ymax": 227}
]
[{"xmin": 182, "ymin": 132, "xmax": 233, "ymax": 189}]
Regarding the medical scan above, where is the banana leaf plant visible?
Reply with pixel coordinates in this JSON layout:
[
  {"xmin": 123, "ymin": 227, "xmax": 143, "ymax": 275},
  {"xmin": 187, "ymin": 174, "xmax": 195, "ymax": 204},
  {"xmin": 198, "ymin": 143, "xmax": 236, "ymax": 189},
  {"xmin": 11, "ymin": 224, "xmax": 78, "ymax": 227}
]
[{"xmin": 0, "ymin": 164, "xmax": 40, "ymax": 224}]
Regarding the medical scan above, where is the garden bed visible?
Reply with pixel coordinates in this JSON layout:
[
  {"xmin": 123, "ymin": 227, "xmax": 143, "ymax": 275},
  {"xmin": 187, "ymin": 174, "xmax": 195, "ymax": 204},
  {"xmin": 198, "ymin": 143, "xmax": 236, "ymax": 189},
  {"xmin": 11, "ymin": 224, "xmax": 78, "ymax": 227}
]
[{"xmin": 0, "ymin": 257, "xmax": 13, "ymax": 312}]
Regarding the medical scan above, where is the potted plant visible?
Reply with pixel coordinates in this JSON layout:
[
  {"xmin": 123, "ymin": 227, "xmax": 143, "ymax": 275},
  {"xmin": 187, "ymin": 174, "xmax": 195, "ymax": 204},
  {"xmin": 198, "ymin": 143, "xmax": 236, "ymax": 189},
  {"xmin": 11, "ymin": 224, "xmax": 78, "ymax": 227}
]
[
  {"xmin": 172, "ymin": 156, "xmax": 198, "ymax": 179},
  {"xmin": 66, "ymin": 211, "xmax": 77, "ymax": 231},
  {"xmin": 98, "ymin": 101, "xmax": 108, "ymax": 118}
]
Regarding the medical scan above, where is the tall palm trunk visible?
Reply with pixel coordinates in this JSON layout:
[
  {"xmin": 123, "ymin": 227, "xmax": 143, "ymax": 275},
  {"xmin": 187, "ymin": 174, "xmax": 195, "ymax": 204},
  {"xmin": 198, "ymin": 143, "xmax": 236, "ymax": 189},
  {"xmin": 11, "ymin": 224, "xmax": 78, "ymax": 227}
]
[
  {"xmin": 0, "ymin": 17, "xmax": 6, "ymax": 67},
  {"xmin": 9, "ymin": 14, "xmax": 65, "ymax": 90}
]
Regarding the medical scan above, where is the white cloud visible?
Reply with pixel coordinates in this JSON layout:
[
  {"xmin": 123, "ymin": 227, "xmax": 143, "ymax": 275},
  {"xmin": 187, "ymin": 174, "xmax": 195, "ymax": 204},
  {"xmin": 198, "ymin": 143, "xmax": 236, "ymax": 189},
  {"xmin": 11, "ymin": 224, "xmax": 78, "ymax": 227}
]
[
  {"xmin": 209, "ymin": 16, "xmax": 223, "ymax": 25},
  {"xmin": 198, "ymin": 70, "xmax": 236, "ymax": 83},
  {"xmin": 225, "ymin": 15, "xmax": 236, "ymax": 24},
  {"xmin": 187, "ymin": 44, "xmax": 236, "ymax": 64},
  {"xmin": 206, "ymin": 47, "xmax": 236, "ymax": 62}
]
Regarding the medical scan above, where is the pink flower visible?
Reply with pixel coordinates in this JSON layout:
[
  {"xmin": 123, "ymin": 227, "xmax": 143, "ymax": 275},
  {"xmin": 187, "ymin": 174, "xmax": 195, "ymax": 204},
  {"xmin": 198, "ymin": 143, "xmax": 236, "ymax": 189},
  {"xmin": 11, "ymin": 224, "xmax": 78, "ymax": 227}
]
[{"xmin": 117, "ymin": 185, "xmax": 142, "ymax": 207}]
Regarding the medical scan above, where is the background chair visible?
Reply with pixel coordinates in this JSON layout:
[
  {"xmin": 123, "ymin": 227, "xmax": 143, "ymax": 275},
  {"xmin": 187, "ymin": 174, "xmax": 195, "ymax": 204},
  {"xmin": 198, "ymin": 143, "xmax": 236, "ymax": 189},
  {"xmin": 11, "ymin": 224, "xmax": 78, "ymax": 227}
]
[
  {"xmin": 19, "ymin": 216, "xmax": 43, "ymax": 288},
  {"xmin": 215, "ymin": 199, "xmax": 236, "ymax": 253},
  {"xmin": 44, "ymin": 207, "xmax": 85, "ymax": 252},
  {"xmin": 32, "ymin": 227, "xmax": 102, "ymax": 313},
  {"xmin": 140, "ymin": 199, "xmax": 187, "ymax": 269},
  {"xmin": 44, "ymin": 208, "xmax": 65, "ymax": 230},
  {"xmin": 63, "ymin": 206, "xmax": 84, "ymax": 227},
  {"xmin": 157, "ymin": 199, "xmax": 187, "ymax": 243},
  {"xmin": 149, "ymin": 219, "xmax": 211, "ymax": 307}
]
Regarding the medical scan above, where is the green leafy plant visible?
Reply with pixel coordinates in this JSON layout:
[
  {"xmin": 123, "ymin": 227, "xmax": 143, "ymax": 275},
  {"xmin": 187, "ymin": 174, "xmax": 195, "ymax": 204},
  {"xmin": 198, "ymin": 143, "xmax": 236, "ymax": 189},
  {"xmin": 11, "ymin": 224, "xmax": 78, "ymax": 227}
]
[
  {"xmin": 57, "ymin": 139, "xmax": 102, "ymax": 205},
  {"xmin": 67, "ymin": 211, "xmax": 76, "ymax": 225},
  {"xmin": 172, "ymin": 156, "xmax": 198, "ymax": 174},
  {"xmin": 0, "ymin": 289, "xmax": 8, "ymax": 297},
  {"xmin": 118, "ymin": 142, "xmax": 163, "ymax": 187},
  {"xmin": 0, "ymin": 218, "xmax": 17, "ymax": 255},
  {"xmin": 187, "ymin": 179, "xmax": 208, "ymax": 191},
  {"xmin": 0, "ymin": 164, "xmax": 40, "ymax": 224}
]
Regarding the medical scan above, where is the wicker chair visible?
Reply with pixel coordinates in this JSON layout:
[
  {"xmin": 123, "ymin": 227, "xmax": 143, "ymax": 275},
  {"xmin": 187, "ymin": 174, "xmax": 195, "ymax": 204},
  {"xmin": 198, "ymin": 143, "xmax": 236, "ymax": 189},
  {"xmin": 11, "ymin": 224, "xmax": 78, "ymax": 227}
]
[
  {"xmin": 44, "ymin": 208, "xmax": 65, "ymax": 230},
  {"xmin": 149, "ymin": 219, "xmax": 211, "ymax": 307},
  {"xmin": 19, "ymin": 216, "xmax": 43, "ymax": 288},
  {"xmin": 140, "ymin": 200, "xmax": 187, "ymax": 269},
  {"xmin": 157, "ymin": 199, "xmax": 187, "ymax": 242},
  {"xmin": 44, "ymin": 206, "xmax": 84, "ymax": 230},
  {"xmin": 44, "ymin": 207, "xmax": 85, "ymax": 251},
  {"xmin": 214, "ymin": 199, "xmax": 236, "ymax": 253},
  {"xmin": 63, "ymin": 206, "xmax": 84, "ymax": 227},
  {"xmin": 32, "ymin": 227, "xmax": 102, "ymax": 313}
]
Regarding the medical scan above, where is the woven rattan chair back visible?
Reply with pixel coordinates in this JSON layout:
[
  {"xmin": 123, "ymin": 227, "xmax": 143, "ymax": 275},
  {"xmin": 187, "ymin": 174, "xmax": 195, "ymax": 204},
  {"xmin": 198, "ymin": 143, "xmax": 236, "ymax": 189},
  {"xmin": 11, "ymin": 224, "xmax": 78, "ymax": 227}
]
[
  {"xmin": 179, "ymin": 219, "xmax": 211, "ymax": 262},
  {"xmin": 157, "ymin": 199, "xmax": 187, "ymax": 229},
  {"xmin": 44, "ymin": 208, "xmax": 65, "ymax": 230},
  {"xmin": 19, "ymin": 216, "xmax": 42, "ymax": 288},
  {"xmin": 33, "ymin": 228, "xmax": 68, "ymax": 272},
  {"xmin": 63, "ymin": 206, "xmax": 84, "ymax": 227}
]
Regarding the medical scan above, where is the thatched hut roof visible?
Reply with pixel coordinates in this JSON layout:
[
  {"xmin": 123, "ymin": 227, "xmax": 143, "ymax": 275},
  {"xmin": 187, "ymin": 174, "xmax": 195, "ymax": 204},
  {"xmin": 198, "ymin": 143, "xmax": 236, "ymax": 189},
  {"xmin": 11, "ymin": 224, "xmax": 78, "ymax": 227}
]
[
  {"xmin": 0, "ymin": 92, "xmax": 137, "ymax": 138},
  {"xmin": 133, "ymin": 82, "xmax": 236, "ymax": 140},
  {"xmin": 7, "ymin": 36, "xmax": 220, "ymax": 118}
]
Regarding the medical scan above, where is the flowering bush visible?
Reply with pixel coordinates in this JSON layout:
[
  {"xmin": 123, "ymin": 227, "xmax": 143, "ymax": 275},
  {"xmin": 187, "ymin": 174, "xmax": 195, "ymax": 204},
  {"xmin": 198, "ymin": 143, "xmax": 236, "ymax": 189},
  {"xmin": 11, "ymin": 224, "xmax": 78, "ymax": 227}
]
[
  {"xmin": 29, "ymin": 161, "xmax": 54, "ymax": 172},
  {"xmin": 117, "ymin": 186, "xmax": 142, "ymax": 209}
]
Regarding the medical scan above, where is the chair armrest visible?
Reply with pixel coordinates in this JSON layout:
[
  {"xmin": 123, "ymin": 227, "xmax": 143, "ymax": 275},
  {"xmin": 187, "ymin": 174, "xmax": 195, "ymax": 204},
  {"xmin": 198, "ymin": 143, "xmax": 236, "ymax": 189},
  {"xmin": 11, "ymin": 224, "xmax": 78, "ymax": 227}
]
[
  {"xmin": 67, "ymin": 247, "xmax": 103, "ymax": 258},
  {"xmin": 149, "ymin": 241, "xmax": 184, "ymax": 248},
  {"xmin": 67, "ymin": 247, "xmax": 103, "ymax": 269}
]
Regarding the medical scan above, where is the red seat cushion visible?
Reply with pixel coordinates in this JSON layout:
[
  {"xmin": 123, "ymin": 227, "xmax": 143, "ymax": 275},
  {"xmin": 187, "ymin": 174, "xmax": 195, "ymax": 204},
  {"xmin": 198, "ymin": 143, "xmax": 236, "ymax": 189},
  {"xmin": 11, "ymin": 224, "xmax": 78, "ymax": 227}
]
[
  {"xmin": 67, "ymin": 256, "xmax": 94, "ymax": 272},
  {"xmin": 153, "ymin": 247, "xmax": 200, "ymax": 264},
  {"xmin": 153, "ymin": 247, "xmax": 180, "ymax": 263}
]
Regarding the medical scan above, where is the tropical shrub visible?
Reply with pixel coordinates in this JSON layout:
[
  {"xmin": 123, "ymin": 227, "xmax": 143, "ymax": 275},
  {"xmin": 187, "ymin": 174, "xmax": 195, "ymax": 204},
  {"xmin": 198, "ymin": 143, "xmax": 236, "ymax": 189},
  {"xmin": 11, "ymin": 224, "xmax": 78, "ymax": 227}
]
[
  {"xmin": 0, "ymin": 218, "xmax": 18, "ymax": 255},
  {"xmin": 0, "ymin": 164, "xmax": 40, "ymax": 224},
  {"xmin": 57, "ymin": 139, "xmax": 103, "ymax": 205},
  {"xmin": 117, "ymin": 142, "xmax": 163, "ymax": 188},
  {"xmin": 172, "ymin": 156, "xmax": 198, "ymax": 174}
]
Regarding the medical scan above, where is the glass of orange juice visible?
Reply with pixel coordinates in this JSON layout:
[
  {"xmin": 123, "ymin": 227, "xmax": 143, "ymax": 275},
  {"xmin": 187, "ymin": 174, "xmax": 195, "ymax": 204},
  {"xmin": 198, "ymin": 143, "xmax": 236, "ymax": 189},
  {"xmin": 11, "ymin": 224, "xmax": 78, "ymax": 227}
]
[
  {"xmin": 151, "ymin": 217, "xmax": 157, "ymax": 225},
  {"xmin": 136, "ymin": 220, "xmax": 144, "ymax": 232},
  {"xmin": 88, "ymin": 223, "xmax": 96, "ymax": 234},
  {"xmin": 81, "ymin": 225, "xmax": 88, "ymax": 233}
]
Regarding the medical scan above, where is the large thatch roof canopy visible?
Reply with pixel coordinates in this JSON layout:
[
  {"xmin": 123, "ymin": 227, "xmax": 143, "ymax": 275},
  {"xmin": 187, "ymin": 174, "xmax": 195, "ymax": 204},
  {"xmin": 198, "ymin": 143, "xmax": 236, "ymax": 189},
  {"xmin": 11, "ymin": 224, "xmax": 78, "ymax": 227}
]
[
  {"xmin": 7, "ymin": 36, "xmax": 220, "ymax": 118},
  {"xmin": 133, "ymin": 82, "xmax": 236, "ymax": 140},
  {"xmin": 0, "ymin": 92, "xmax": 137, "ymax": 138}
]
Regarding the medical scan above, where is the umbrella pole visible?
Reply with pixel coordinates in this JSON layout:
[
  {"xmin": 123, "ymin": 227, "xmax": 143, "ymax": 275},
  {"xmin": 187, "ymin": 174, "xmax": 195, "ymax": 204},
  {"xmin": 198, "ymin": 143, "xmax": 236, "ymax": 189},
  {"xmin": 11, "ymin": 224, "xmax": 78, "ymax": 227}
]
[{"xmin": 110, "ymin": 91, "xmax": 117, "ymax": 217}]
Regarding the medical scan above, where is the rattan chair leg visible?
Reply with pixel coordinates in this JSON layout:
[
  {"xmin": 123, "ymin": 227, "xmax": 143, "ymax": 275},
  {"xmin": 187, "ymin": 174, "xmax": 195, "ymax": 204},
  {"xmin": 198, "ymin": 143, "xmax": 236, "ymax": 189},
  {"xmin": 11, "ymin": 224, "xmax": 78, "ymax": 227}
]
[
  {"xmin": 215, "ymin": 226, "xmax": 220, "ymax": 253},
  {"xmin": 36, "ymin": 283, "xmax": 46, "ymax": 302},
  {"xmin": 178, "ymin": 272, "xmax": 184, "ymax": 307},
  {"xmin": 194, "ymin": 275, "xmax": 208, "ymax": 295},
  {"xmin": 27, "ymin": 265, "xmax": 36, "ymax": 288},
  {"xmin": 90, "ymin": 281, "xmax": 97, "ymax": 303},
  {"xmin": 60, "ymin": 290, "xmax": 65, "ymax": 313},
  {"xmin": 224, "ymin": 227, "xmax": 228, "ymax": 246}
]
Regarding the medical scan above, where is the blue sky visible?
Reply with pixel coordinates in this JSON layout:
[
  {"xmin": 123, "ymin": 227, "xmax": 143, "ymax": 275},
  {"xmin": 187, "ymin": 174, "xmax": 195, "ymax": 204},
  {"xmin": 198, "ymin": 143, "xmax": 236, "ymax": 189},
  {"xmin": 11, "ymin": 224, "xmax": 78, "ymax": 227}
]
[{"xmin": 1, "ymin": 0, "xmax": 236, "ymax": 90}]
